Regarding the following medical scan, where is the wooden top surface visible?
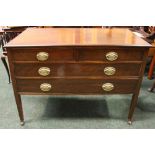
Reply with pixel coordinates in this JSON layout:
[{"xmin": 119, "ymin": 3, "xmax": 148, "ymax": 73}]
[{"xmin": 5, "ymin": 28, "xmax": 151, "ymax": 47}]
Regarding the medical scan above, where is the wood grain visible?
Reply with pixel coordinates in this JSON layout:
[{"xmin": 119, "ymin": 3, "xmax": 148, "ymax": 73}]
[
  {"xmin": 16, "ymin": 78, "xmax": 138, "ymax": 94},
  {"xmin": 5, "ymin": 28, "xmax": 151, "ymax": 47},
  {"xmin": 14, "ymin": 62, "xmax": 142, "ymax": 77},
  {"xmin": 10, "ymin": 47, "xmax": 146, "ymax": 62}
]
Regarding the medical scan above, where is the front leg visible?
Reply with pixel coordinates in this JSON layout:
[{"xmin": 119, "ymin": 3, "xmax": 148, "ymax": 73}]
[
  {"xmin": 14, "ymin": 94, "xmax": 25, "ymax": 126},
  {"xmin": 128, "ymin": 93, "xmax": 139, "ymax": 125}
]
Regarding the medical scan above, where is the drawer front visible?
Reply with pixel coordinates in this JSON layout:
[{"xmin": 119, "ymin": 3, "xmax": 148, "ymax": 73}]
[
  {"xmin": 10, "ymin": 47, "xmax": 145, "ymax": 62},
  {"xmin": 16, "ymin": 78, "xmax": 138, "ymax": 94},
  {"xmin": 78, "ymin": 48, "xmax": 144, "ymax": 61},
  {"xmin": 11, "ymin": 47, "xmax": 74, "ymax": 61},
  {"xmin": 14, "ymin": 63, "xmax": 142, "ymax": 77}
]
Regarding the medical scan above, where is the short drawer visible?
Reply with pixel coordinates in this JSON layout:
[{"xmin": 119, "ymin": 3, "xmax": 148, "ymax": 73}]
[
  {"xmin": 16, "ymin": 78, "xmax": 138, "ymax": 94},
  {"xmin": 14, "ymin": 63, "xmax": 142, "ymax": 77},
  {"xmin": 77, "ymin": 47, "xmax": 145, "ymax": 61},
  {"xmin": 10, "ymin": 47, "xmax": 74, "ymax": 61}
]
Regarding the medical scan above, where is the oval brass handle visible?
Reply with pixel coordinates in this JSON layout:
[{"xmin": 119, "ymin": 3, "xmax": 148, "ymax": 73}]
[
  {"xmin": 102, "ymin": 83, "xmax": 114, "ymax": 91},
  {"xmin": 40, "ymin": 83, "xmax": 52, "ymax": 92},
  {"xmin": 106, "ymin": 52, "xmax": 118, "ymax": 61},
  {"xmin": 38, "ymin": 67, "xmax": 51, "ymax": 76},
  {"xmin": 104, "ymin": 67, "xmax": 116, "ymax": 76},
  {"xmin": 36, "ymin": 52, "xmax": 49, "ymax": 61}
]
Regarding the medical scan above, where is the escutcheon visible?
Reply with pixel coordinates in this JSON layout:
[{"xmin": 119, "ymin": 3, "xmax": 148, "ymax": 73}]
[
  {"xmin": 36, "ymin": 52, "xmax": 49, "ymax": 61},
  {"xmin": 104, "ymin": 67, "xmax": 116, "ymax": 76},
  {"xmin": 38, "ymin": 67, "xmax": 51, "ymax": 76},
  {"xmin": 102, "ymin": 83, "xmax": 114, "ymax": 91},
  {"xmin": 106, "ymin": 52, "xmax": 118, "ymax": 61},
  {"xmin": 40, "ymin": 83, "xmax": 52, "ymax": 92}
]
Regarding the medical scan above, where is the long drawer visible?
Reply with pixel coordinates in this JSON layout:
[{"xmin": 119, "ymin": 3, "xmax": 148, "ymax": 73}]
[
  {"xmin": 14, "ymin": 63, "xmax": 142, "ymax": 77},
  {"xmin": 10, "ymin": 47, "xmax": 145, "ymax": 62},
  {"xmin": 16, "ymin": 78, "xmax": 138, "ymax": 94}
]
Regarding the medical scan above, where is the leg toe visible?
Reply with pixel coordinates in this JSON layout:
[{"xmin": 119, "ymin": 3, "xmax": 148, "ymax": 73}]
[
  {"xmin": 128, "ymin": 120, "xmax": 132, "ymax": 125},
  {"xmin": 20, "ymin": 121, "xmax": 25, "ymax": 126}
]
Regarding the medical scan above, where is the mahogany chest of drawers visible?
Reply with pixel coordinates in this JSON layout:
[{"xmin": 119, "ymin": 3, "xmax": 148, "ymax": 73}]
[{"xmin": 5, "ymin": 28, "xmax": 151, "ymax": 125}]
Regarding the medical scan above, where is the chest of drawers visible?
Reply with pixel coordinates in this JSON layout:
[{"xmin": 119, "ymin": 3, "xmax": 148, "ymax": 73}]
[{"xmin": 5, "ymin": 28, "xmax": 151, "ymax": 126}]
